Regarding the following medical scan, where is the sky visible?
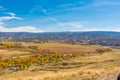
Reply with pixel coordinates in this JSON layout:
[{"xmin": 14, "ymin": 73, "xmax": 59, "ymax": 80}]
[{"xmin": 0, "ymin": 0, "xmax": 120, "ymax": 32}]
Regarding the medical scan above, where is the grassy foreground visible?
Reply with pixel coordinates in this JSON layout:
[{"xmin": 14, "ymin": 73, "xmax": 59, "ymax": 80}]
[{"xmin": 0, "ymin": 43, "xmax": 119, "ymax": 80}]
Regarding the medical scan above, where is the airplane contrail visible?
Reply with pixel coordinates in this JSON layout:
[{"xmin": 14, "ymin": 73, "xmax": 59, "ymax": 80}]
[
  {"xmin": 39, "ymin": 6, "xmax": 64, "ymax": 27},
  {"xmin": 49, "ymin": 17, "xmax": 64, "ymax": 27}
]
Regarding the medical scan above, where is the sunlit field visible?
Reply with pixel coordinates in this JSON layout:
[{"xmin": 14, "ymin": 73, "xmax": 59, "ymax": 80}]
[{"xmin": 0, "ymin": 42, "xmax": 118, "ymax": 80}]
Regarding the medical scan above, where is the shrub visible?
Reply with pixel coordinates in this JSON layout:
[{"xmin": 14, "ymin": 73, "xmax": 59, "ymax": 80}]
[{"xmin": 96, "ymin": 47, "xmax": 113, "ymax": 53}]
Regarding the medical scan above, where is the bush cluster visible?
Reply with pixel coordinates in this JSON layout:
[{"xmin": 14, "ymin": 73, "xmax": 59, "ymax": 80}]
[
  {"xmin": 0, "ymin": 43, "xmax": 25, "ymax": 49},
  {"xmin": 0, "ymin": 53, "xmax": 77, "ymax": 73},
  {"xmin": 96, "ymin": 47, "xmax": 113, "ymax": 53}
]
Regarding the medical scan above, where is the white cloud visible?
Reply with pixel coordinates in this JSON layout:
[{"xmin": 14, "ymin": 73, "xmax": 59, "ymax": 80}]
[
  {"xmin": 93, "ymin": 0, "xmax": 120, "ymax": 6},
  {"xmin": 0, "ymin": 26, "xmax": 44, "ymax": 32},
  {"xmin": 63, "ymin": 22, "xmax": 83, "ymax": 28},
  {"xmin": 0, "ymin": 12, "xmax": 22, "ymax": 21},
  {"xmin": 0, "ymin": 22, "xmax": 4, "ymax": 25},
  {"xmin": 40, "ymin": 8, "xmax": 47, "ymax": 13},
  {"xmin": 0, "ymin": 12, "xmax": 43, "ymax": 32},
  {"xmin": 30, "ymin": 5, "xmax": 47, "ymax": 14},
  {"xmin": 6, "ymin": 12, "xmax": 16, "ymax": 16},
  {"xmin": 58, "ymin": 1, "xmax": 85, "ymax": 8}
]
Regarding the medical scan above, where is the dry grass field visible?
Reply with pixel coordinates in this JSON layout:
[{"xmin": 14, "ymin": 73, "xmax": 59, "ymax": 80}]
[
  {"xmin": 26, "ymin": 43, "xmax": 99, "ymax": 53},
  {"xmin": 0, "ymin": 43, "xmax": 119, "ymax": 80},
  {"xmin": 0, "ymin": 49, "xmax": 31, "ymax": 58}
]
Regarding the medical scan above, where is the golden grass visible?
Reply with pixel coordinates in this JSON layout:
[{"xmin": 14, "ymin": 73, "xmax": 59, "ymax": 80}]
[
  {"xmin": 0, "ymin": 50, "xmax": 120, "ymax": 80},
  {"xmin": 0, "ymin": 43, "xmax": 118, "ymax": 80},
  {"xmin": 28, "ymin": 43, "xmax": 99, "ymax": 53},
  {"xmin": 0, "ymin": 49, "xmax": 31, "ymax": 58}
]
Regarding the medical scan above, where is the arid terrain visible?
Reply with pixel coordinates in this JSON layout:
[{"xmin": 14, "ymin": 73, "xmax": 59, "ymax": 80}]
[{"xmin": 0, "ymin": 42, "xmax": 119, "ymax": 80}]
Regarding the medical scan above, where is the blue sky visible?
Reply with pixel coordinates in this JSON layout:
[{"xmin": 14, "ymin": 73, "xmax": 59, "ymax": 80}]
[{"xmin": 0, "ymin": 0, "xmax": 120, "ymax": 32}]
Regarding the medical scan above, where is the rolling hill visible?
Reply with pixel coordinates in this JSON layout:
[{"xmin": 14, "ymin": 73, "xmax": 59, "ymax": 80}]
[{"xmin": 0, "ymin": 31, "xmax": 120, "ymax": 46}]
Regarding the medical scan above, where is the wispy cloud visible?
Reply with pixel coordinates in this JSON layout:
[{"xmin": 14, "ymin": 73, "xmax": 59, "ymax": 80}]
[
  {"xmin": 0, "ymin": 6, "xmax": 6, "ymax": 10},
  {"xmin": 0, "ymin": 12, "xmax": 43, "ymax": 32},
  {"xmin": 0, "ymin": 26, "xmax": 44, "ymax": 32},
  {"xmin": 6, "ymin": 12, "xmax": 16, "ymax": 16},
  {"xmin": 58, "ymin": 1, "xmax": 85, "ymax": 8},
  {"xmin": 63, "ymin": 21, "xmax": 83, "ymax": 28},
  {"xmin": 93, "ymin": 0, "xmax": 120, "ymax": 6},
  {"xmin": 33, "ymin": 5, "xmax": 65, "ymax": 27},
  {"xmin": 48, "ymin": 0, "xmax": 120, "ymax": 15},
  {"xmin": 58, "ymin": 3, "xmax": 78, "ymax": 8},
  {"xmin": 0, "ymin": 12, "xmax": 22, "ymax": 27},
  {"xmin": 0, "ymin": 12, "xmax": 22, "ymax": 21}
]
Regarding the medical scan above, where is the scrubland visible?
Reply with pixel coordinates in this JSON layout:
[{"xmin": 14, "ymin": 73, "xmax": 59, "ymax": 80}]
[{"xmin": 0, "ymin": 42, "xmax": 119, "ymax": 80}]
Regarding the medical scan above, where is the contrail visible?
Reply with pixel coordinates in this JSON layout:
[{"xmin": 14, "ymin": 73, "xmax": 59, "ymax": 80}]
[
  {"xmin": 39, "ymin": 6, "xmax": 64, "ymax": 27},
  {"xmin": 49, "ymin": 17, "xmax": 64, "ymax": 27}
]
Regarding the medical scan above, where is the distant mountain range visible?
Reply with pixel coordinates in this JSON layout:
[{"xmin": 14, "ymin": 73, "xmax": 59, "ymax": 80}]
[
  {"xmin": 0, "ymin": 31, "xmax": 120, "ymax": 46},
  {"xmin": 0, "ymin": 31, "xmax": 120, "ymax": 38}
]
